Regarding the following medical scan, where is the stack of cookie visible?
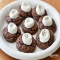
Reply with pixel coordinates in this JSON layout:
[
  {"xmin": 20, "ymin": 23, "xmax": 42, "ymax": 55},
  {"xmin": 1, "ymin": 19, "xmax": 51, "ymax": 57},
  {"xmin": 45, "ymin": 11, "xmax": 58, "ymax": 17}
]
[{"xmin": 3, "ymin": 2, "xmax": 56, "ymax": 53}]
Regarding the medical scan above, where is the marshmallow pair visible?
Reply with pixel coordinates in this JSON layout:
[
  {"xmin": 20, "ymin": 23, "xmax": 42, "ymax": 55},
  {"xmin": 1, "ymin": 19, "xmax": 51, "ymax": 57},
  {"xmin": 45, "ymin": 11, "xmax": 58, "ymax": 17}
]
[
  {"xmin": 8, "ymin": 22, "xmax": 32, "ymax": 45},
  {"xmin": 39, "ymin": 16, "xmax": 52, "ymax": 43},
  {"xmin": 21, "ymin": 2, "xmax": 45, "ymax": 16},
  {"xmin": 22, "ymin": 29, "xmax": 50, "ymax": 45}
]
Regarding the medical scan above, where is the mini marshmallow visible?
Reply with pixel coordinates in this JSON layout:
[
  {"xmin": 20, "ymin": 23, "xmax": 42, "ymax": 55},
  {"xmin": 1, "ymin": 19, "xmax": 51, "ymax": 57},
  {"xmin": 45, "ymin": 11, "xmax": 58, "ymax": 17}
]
[
  {"xmin": 8, "ymin": 23, "xmax": 17, "ymax": 34},
  {"xmin": 39, "ymin": 29, "xmax": 50, "ymax": 43},
  {"xmin": 9, "ymin": 9, "xmax": 19, "ymax": 19},
  {"xmin": 42, "ymin": 16, "xmax": 53, "ymax": 26},
  {"xmin": 36, "ymin": 4, "xmax": 45, "ymax": 15},
  {"xmin": 22, "ymin": 33, "xmax": 32, "ymax": 45},
  {"xmin": 21, "ymin": 2, "xmax": 31, "ymax": 12},
  {"xmin": 24, "ymin": 17, "xmax": 34, "ymax": 28}
]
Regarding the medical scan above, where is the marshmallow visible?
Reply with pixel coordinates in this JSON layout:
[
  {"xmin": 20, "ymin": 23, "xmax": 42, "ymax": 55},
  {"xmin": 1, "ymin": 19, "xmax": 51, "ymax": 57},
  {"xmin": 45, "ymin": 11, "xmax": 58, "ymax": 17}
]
[
  {"xmin": 42, "ymin": 16, "xmax": 53, "ymax": 26},
  {"xmin": 39, "ymin": 29, "xmax": 50, "ymax": 43},
  {"xmin": 24, "ymin": 17, "xmax": 34, "ymax": 28},
  {"xmin": 36, "ymin": 4, "xmax": 45, "ymax": 15},
  {"xmin": 9, "ymin": 9, "xmax": 19, "ymax": 19},
  {"xmin": 21, "ymin": 2, "xmax": 31, "ymax": 12},
  {"xmin": 8, "ymin": 23, "xmax": 17, "ymax": 34},
  {"xmin": 22, "ymin": 33, "xmax": 32, "ymax": 45}
]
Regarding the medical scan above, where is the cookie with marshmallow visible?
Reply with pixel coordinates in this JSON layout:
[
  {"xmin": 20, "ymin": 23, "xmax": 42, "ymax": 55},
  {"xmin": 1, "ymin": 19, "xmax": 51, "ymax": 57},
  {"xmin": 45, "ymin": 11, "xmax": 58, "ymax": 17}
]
[
  {"xmin": 3, "ymin": 23, "xmax": 21, "ymax": 43},
  {"xmin": 36, "ymin": 29, "xmax": 54, "ymax": 49},
  {"xmin": 16, "ymin": 33, "xmax": 36, "ymax": 53},
  {"xmin": 22, "ymin": 17, "xmax": 38, "ymax": 34},
  {"xmin": 18, "ymin": 2, "xmax": 32, "ymax": 17},
  {"xmin": 6, "ymin": 9, "xmax": 23, "ymax": 25},
  {"xmin": 39, "ymin": 15, "xmax": 56, "ymax": 32},
  {"xmin": 32, "ymin": 4, "xmax": 47, "ymax": 21}
]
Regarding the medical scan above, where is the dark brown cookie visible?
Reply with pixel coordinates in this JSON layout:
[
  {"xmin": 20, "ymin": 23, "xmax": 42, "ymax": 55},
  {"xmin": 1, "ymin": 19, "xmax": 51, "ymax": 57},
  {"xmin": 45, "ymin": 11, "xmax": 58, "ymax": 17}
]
[
  {"xmin": 16, "ymin": 35, "xmax": 36, "ymax": 53},
  {"xmin": 3, "ymin": 27, "xmax": 21, "ymax": 43},
  {"xmin": 18, "ymin": 6, "xmax": 32, "ymax": 18},
  {"xmin": 36, "ymin": 29, "xmax": 54, "ymax": 49},
  {"xmin": 32, "ymin": 7, "xmax": 47, "ymax": 21},
  {"xmin": 39, "ymin": 17, "xmax": 56, "ymax": 32},
  {"xmin": 6, "ymin": 14, "xmax": 23, "ymax": 25},
  {"xmin": 21, "ymin": 21, "xmax": 38, "ymax": 35}
]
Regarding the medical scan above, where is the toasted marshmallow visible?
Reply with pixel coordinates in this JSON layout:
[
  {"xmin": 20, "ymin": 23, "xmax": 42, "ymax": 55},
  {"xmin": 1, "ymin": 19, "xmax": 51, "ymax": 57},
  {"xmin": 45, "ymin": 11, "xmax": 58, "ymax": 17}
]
[
  {"xmin": 22, "ymin": 33, "xmax": 32, "ymax": 45},
  {"xmin": 24, "ymin": 17, "xmax": 34, "ymax": 28},
  {"xmin": 8, "ymin": 23, "xmax": 17, "ymax": 34},
  {"xmin": 9, "ymin": 9, "xmax": 19, "ymax": 19},
  {"xmin": 21, "ymin": 2, "xmax": 31, "ymax": 12},
  {"xmin": 42, "ymin": 16, "xmax": 53, "ymax": 26},
  {"xmin": 36, "ymin": 4, "xmax": 45, "ymax": 15},
  {"xmin": 39, "ymin": 29, "xmax": 50, "ymax": 43}
]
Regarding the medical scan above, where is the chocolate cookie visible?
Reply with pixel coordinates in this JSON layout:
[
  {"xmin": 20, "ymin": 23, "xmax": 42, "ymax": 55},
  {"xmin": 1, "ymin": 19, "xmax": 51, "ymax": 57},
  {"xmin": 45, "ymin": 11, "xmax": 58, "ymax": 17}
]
[
  {"xmin": 21, "ymin": 21, "xmax": 38, "ymax": 35},
  {"xmin": 6, "ymin": 14, "xmax": 23, "ymax": 25},
  {"xmin": 39, "ymin": 17, "xmax": 56, "ymax": 32},
  {"xmin": 32, "ymin": 7, "xmax": 47, "ymax": 21},
  {"xmin": 18, "ymin": 6, "xmax": 32, "ymax": 18},
  {"xmin": 3, "ymin": 27, "xmax": 21, "ymax": 43},
  {"xmin": 36, "ymin": 29, "xmax": 54, "ymax": 49},
  {"xmin": 16, "ymin": 35, "xmax": 36, "ymax": 53}
]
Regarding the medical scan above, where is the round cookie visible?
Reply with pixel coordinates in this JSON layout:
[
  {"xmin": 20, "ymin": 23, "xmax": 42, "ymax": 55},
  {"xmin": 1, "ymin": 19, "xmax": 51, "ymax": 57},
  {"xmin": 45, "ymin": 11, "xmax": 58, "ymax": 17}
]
[
  {"xmin": 6, "ymin": 9, "xmax": 23, "ymax": 25},
  {"xmin": 3, "ymin": 23, "xmax": 21, "ymax": 43},
  {"xmin": 21, "ymin": 18, "xmax": 38, "ymax": 35},
  {"xmin": 32, "ymin": 5, "xmax": 47, "ymax": 21},
  {"xmin": 16, "ymin": 34, "xmax": 36, "ymax": 53},
  {"xmin": 39, "ymin": 16, "xmax": 56, "ymax": 32},
  {"xmin": 18, "ymin": 2, "xmax": 32, "ymax": 18},
  {"xmin": 36, "ymin": 29, "xmax": 54, "ymax": 49}
]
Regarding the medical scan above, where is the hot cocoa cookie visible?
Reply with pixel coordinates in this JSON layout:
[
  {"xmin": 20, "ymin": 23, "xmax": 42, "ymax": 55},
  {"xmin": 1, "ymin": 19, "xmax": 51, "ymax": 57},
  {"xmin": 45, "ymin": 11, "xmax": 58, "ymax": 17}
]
[
  {"xmin": 36, "ymin": 29, "xmax": 54, "ymax": 49},
  {"xmin": 3, "ymin": 23, "xmax": 21, "ymax": 43},
  {"xmin": 6, "ymin": 9, "xmax": 23, "ymax": 25},
  {"xmin": 18, "ymin": 2, "xmax": 32, "ymax": 18},
  {"xmin": 39, "ymin": 16, "xmax": 56, "ymax": 32},
  {"xmin": 21, "ymin": 17, "xmax": 38, "ymax": 35},
  {"xmin": 16, "ymin": 33, "xmax": 36, "ymax": 53},
  {"xmin": 32, "ymin": 4, "xmax": 47, "ymax": 21}
]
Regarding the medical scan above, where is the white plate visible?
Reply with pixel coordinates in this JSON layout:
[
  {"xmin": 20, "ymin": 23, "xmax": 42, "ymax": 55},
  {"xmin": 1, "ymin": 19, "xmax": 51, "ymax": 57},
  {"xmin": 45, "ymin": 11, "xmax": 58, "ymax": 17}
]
[{"xmin": 0, "ymin": 0, "xmax": 60, "ymax": 60}]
